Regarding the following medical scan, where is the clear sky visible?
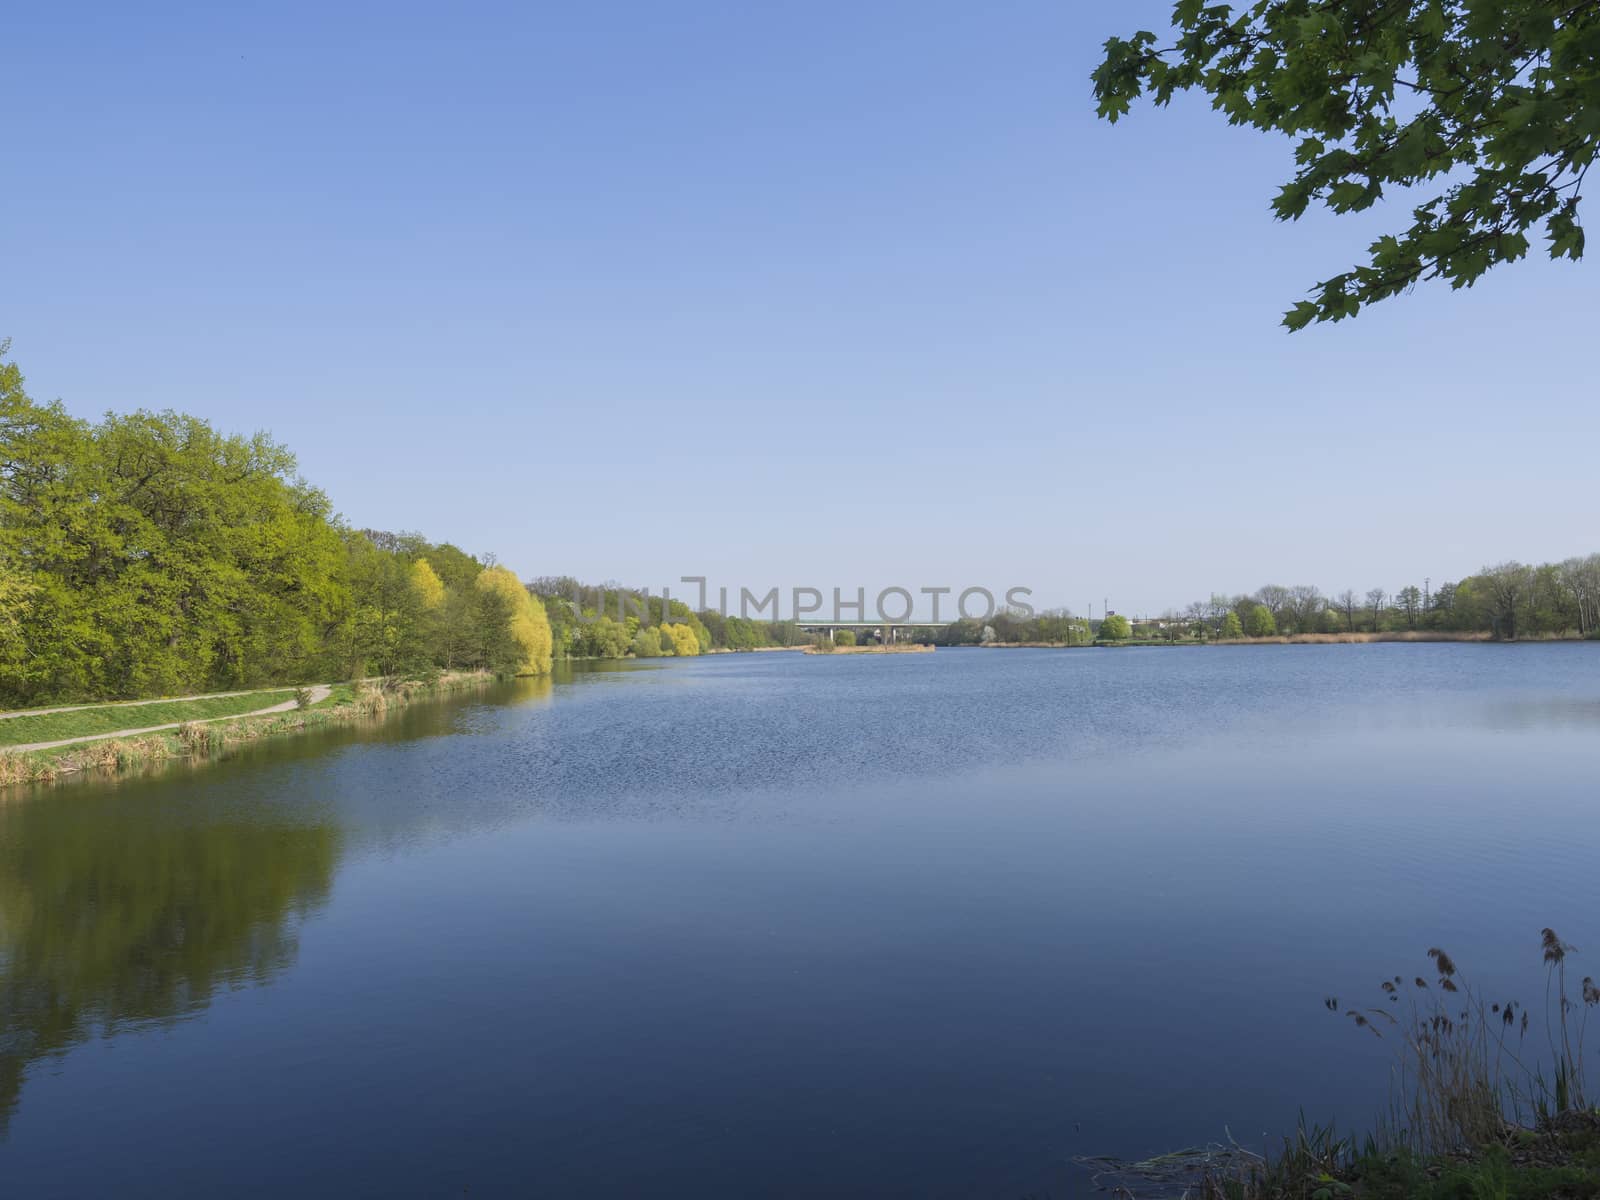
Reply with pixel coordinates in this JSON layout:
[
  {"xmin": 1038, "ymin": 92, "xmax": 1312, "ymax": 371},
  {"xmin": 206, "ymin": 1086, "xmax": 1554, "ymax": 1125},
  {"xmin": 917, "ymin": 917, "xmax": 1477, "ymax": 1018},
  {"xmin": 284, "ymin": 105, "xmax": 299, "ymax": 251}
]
[{"xmin": 4, "ymin": 1, "xmax": 1594, "ymax": 617}]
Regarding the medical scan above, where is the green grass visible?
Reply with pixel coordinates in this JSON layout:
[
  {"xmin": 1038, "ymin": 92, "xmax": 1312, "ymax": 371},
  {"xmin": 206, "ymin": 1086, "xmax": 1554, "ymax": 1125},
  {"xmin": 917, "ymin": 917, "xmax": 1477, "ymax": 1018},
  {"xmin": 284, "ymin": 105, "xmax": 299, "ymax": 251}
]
[
  {"xmin": 316, "ymin": 682, "xmax": 358, "ymax": 708},
  {"xmin": 0, "ymin": 690, "xmax": 298, "ymax": 747},
  {"xmin": 1299, "ymin": 1131, "xmax": 1600, "ymax": 1200}
]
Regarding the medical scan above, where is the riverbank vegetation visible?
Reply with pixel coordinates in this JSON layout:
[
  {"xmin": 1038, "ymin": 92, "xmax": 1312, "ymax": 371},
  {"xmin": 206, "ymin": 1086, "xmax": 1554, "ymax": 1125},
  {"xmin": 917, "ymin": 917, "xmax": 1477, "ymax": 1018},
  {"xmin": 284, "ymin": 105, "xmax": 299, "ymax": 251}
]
[
  {"xmin": 0, "ymin": 347, "xmax": 550, "ymax": 707},
  {"xmin": 1087, "ymin": 930, "xmax": 1600, "ymax": 1200},
  {"xmin": 0, "ymin": 671, "xmax": 495, "ymax": 786}
]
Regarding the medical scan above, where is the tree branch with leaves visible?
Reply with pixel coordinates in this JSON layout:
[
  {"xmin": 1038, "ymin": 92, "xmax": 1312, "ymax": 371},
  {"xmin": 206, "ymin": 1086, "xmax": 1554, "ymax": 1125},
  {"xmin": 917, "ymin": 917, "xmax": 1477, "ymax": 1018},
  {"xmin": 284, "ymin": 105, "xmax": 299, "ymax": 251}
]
[{"xmin": 1093, "ymin": 0, "xmax": 1599, "ymax": 328}]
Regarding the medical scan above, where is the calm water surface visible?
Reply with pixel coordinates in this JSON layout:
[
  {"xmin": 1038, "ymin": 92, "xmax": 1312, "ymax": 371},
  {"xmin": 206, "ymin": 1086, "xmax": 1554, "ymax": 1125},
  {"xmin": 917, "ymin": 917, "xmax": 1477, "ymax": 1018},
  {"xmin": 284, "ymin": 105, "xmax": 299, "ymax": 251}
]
[{"xmin": 3, "ymin": 645, "xmax": 1598, "ymax": 1197}]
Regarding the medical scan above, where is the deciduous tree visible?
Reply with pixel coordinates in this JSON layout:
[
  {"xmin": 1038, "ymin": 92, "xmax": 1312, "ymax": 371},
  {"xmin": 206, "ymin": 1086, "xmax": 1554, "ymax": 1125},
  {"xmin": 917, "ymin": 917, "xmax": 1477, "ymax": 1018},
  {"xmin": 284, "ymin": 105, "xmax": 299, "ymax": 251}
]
[
  {"xmin": 1246, "ymin": 604, "xmax": 1277, "ymax": 637},
  {"xmin": 1094, "ymin": 1, "xmax": 1599, "ymax": 328},
  {"xmin": 1098, "ymin": 613, "xmax": 1132, "ymax": 641}
]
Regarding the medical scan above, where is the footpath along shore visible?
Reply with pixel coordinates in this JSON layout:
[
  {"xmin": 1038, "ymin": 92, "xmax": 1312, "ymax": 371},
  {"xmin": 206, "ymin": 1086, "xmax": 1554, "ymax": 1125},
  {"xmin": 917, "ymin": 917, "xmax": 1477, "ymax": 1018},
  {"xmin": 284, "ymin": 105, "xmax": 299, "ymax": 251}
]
[
  {"xmin": 0, "ymin": 672, "xmax": 495, "ymax": 789},
  {"xmin": 5, "ymin": 686, "xmax": 333, "ymax": 752}
]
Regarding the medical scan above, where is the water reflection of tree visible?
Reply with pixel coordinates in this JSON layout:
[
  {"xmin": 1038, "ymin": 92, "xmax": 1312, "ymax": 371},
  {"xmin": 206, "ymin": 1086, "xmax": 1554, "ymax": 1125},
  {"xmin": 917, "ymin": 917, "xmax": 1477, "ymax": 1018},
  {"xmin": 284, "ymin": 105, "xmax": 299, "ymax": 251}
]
[{"xmin": 0, "ymin": 794, "xmax": 341, "ymax": 1132}]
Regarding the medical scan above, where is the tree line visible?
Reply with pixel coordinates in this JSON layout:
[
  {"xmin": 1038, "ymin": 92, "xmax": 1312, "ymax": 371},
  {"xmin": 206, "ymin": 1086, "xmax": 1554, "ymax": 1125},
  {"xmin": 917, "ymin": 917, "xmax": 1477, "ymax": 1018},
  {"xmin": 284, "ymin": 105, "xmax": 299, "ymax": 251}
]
[
  {"xmin": 527, "ymin": 578, "xmax": 806, "ymax": 659},
  {"xmin": 1161, "ymin": 560, "xmax": 1600, "ymax": 642},
  {"xmin": 7, "ymin": 337, "xmax": 1594, "ymax": 706},
  {"xmin": 877, "ymin": 562, "xmax": 1600, "ymax": 647},
  {"xmin": 0, "ymin": 345, "xmax": 552, "ymax": 706}
]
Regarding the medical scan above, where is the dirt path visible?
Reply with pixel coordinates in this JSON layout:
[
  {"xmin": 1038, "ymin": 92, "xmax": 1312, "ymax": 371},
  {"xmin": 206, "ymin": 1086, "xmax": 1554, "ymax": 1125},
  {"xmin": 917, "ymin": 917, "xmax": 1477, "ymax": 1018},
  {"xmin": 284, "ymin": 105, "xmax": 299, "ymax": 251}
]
[
  {"xmin": 7, "ymin": 685, "xmax": 333, "ymax": 753},
  {"xmin": 0, "ymin": 685, "xmax": 303, "ymax": 721}
]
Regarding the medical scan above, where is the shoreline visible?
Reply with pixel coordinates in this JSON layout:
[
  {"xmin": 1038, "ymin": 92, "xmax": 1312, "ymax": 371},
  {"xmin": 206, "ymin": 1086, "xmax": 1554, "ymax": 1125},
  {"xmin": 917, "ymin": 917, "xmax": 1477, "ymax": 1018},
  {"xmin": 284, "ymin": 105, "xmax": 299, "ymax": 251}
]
[
  {"xmin": 803, "ymin": 644, "xmax": 936, "ymax": 655},
  {"xmin": 979, "ymin": 630, "xmax": 1593, "ymax": 648},
  {"xmin": 0, "ymin": 671, "xmax": 498, "ymax": 791},
  {"xmin": 705, "ymin": 645, "xmax": 808, "ymax": 654}
]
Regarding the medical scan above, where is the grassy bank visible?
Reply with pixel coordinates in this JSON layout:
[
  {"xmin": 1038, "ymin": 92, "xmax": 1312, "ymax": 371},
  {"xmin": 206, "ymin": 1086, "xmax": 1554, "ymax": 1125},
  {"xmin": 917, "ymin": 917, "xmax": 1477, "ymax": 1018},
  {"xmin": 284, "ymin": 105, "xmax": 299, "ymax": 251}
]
[
  {"xmin": 1085, "ymin": 931, "xmax": 1600, "ymax": 1199},
  {"xmin": 0, "ymin": 688, "xmax": 299, "ymax": 747},
  {"xmin": 0, "ymin": 672, "xmax": 494, "ymax": 788}
]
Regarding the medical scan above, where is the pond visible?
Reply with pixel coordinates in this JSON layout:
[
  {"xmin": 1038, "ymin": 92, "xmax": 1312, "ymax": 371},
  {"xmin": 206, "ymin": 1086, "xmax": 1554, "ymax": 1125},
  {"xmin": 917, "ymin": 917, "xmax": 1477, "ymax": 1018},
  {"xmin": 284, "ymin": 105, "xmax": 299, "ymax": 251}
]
[{"xmin": 3, "ymin": 645, "xmax": 1598, "ymax": 1197}]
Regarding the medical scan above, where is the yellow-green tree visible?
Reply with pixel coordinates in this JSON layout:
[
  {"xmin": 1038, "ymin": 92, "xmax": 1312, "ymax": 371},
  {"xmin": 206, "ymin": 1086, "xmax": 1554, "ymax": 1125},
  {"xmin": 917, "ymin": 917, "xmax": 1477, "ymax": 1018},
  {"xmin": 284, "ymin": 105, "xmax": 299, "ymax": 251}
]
[
  {"xmin": 410, "ymin": 559, "xmax": 445, "ymax": 610},
  {"xmin": 473, "ymin": 567, "xmax": 553, "ymax": 675},
  {"xmin": 662, "ymin": 623, "xmax": 701, "ymax": 657}
]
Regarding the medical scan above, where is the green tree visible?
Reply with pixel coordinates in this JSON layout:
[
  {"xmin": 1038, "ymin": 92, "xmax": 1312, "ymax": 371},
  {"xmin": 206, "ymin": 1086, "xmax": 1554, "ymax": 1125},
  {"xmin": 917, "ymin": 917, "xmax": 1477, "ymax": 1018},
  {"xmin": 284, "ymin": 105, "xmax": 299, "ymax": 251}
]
[
  {"xmin": 1098, "ymin": 613, "xmax": 1132, "ymax": 641},
  {"xmin": 834, "ymin": 629, "xmax": 857, "ymax": 647},
  {"xmin": 340, "ymin": 534, "xmax": 427, "ymax": 678},
  {"xmin": 473, "ymin": 567, "xmax": 552, "ymax": 675},
  {"xmin": 1094, "ymin": 1, "xmax": 1598, "ymax": 328},
  {"xmin": 0, "ymin": 366, "xmax": 349, "ymax": 702},
  {"xmin": 464, "ymin": 573, "xmax": 518, "ymax": 673},
  {"xmin": 0, "ymin": 559, "xmax": 36, "ymax": 689},
  {"xmin": 1246, "ymin": 604, "xmax": 1277, "ymax": 638},
  {"xmin": 1396, "ymin": 585, "xmax": 1423, "ymax": 628},
  {"xmin": 1479, "ymin": 561, "xmax": 1534, "ymax": 639},
  {"xmin": 1220, "ymin": 610, "xmax": 1245, "ymax": 639}
]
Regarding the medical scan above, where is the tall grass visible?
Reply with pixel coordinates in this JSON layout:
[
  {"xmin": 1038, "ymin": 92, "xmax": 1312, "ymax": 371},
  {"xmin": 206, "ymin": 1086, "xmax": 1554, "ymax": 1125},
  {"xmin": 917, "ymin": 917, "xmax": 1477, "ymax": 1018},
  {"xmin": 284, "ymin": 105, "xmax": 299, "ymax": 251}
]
[
  {"xmin": 1083, "ymin": 930, "xmax": 1600, "ymax": 1199},
  {"xmin": 1326, "ymin": 932, "xmax": 1597, "ymax": 1153}
]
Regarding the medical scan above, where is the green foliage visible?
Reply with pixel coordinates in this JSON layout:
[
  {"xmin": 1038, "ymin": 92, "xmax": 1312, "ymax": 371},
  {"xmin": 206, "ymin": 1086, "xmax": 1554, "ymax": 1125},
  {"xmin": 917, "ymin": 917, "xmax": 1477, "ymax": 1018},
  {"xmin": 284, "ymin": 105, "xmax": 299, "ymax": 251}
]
[
  {"xmin": 1179, "ymin": 560, "xmax": 1600, "ymax": 640},
  {"xmin": 834, "ymin": 629, "xmax": 857, "ymax": 647},
  {"xmin": 1098, "ymin": 613, "xmax": 1132, "ymax": 641},
  {"xmin": 0, "ymin": 345, "xmax": 546, "ymax": 703},
  {"xmin": 1246, "ymin": 604, "xmax": 1277, "ymax": 637},
  {"xmin": 525, "ymin": 580, "xmax": 718, "ymax": 660},
  {"xmin": 1093, "ymin": 2, "xmax": 1600, "ymax": 328},
  {"xmin": 0, "ymin": 691, "xmax": 297, "ymax": 748},
  {"xmin": 473, "ymin": 567, "xmax": 553, "ymax": 676}
]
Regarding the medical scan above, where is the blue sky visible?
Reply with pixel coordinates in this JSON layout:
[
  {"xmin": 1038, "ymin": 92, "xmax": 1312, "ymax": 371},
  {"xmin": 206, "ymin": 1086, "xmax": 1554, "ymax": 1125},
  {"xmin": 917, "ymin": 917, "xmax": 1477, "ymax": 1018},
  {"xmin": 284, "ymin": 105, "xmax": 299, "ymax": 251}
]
[{"xmin": 4, "ymin": 1, "xmax": 1594, "ymax": 617}]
